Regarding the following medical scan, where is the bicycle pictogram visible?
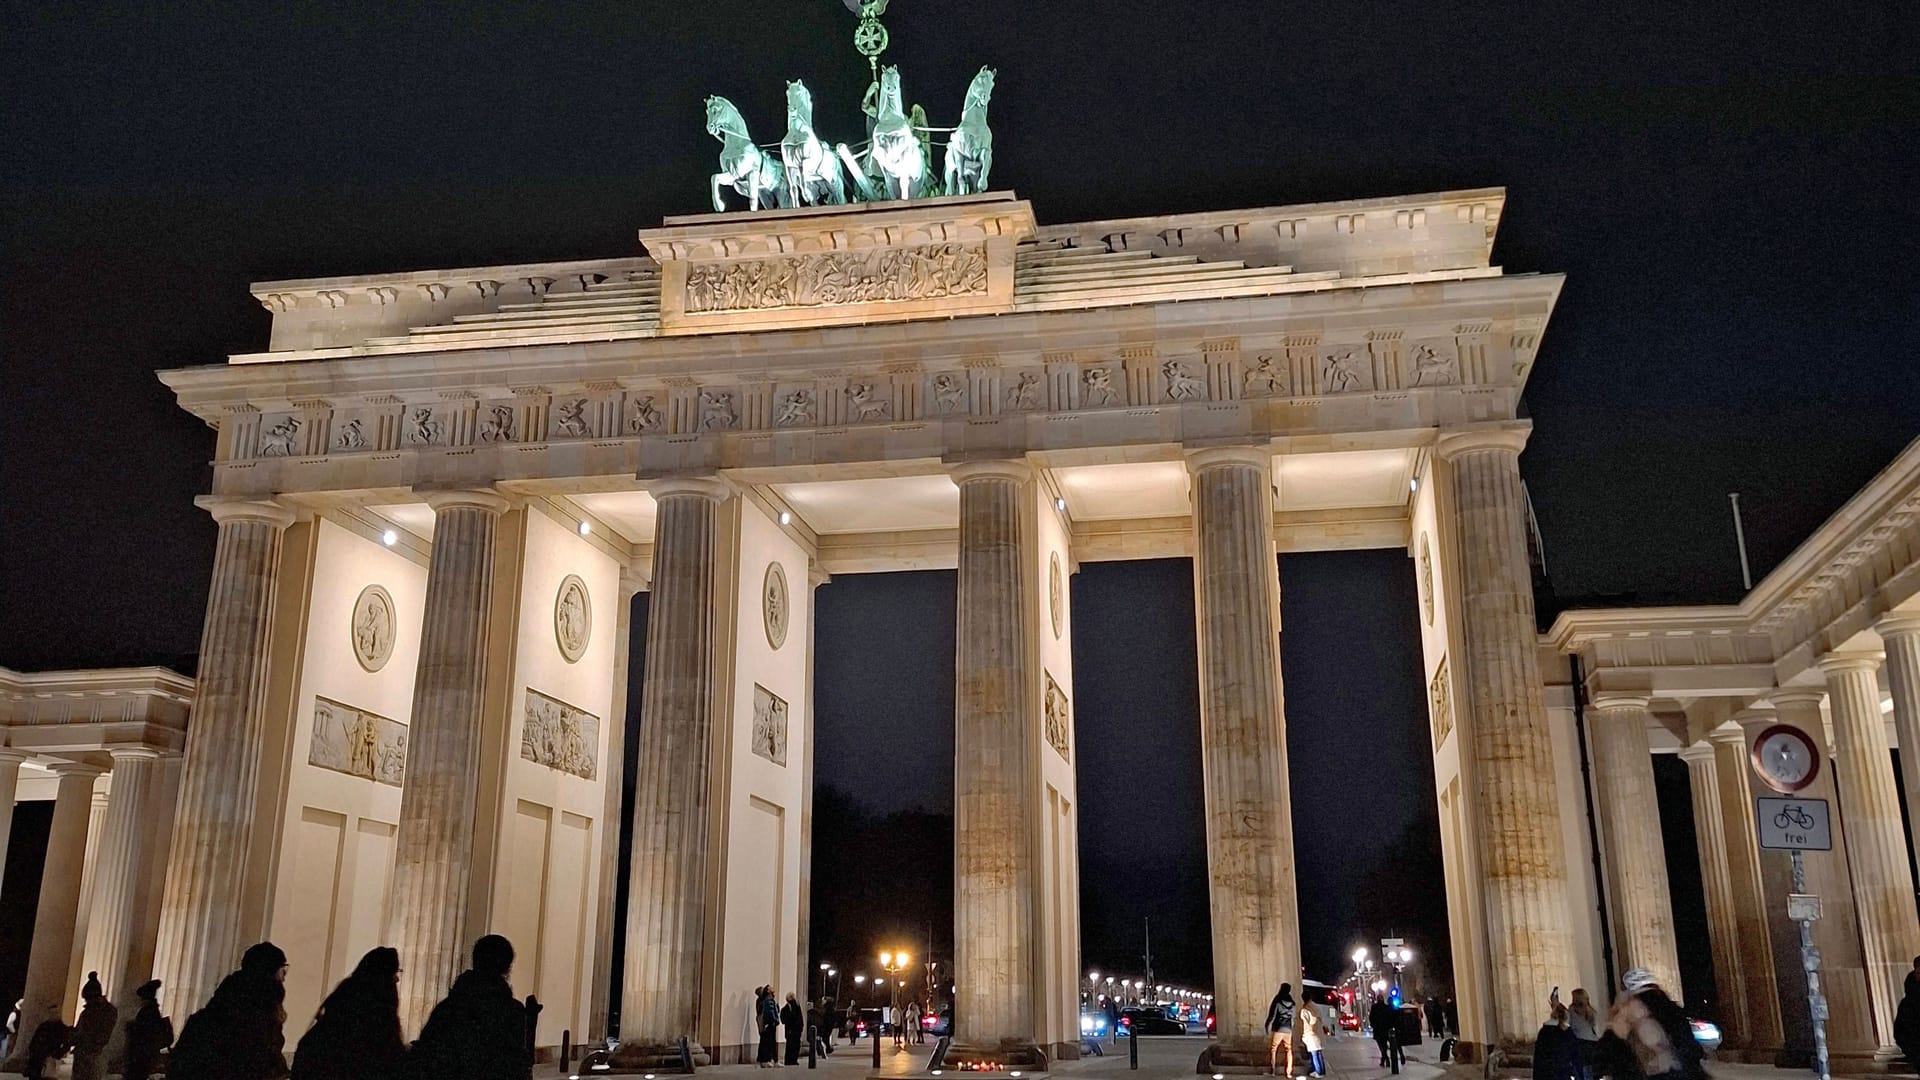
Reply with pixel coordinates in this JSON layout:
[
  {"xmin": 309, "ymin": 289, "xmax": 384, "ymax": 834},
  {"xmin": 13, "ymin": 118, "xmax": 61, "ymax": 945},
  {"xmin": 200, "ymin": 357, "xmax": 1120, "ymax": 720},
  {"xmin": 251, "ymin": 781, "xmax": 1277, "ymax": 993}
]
[{"xmin": 1774, "ymin": 804, "xmax": 1817, "ymax": 831}]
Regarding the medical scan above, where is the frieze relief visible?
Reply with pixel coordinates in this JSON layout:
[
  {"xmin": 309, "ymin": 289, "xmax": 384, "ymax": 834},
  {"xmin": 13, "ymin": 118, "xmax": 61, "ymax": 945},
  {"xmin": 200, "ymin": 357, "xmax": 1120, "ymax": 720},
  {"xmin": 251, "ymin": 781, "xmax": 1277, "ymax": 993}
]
[
  {"xmin": 930, "ymin": 373, "xmax": 969, "ymax": 414},
  {"xmin": 1429, "ymin": 657, "xmax": 1453, "ymax": 749},
  {"xmin": 1043, "ymin": 672, "xmax": 1071, "ymax": 762},
  {"xmin": 521, "ymin": 688, "xmax": 598, "ymax": 780},
  {"xmin": 683, "ymin": 242, "xmax": 989, "ymax": 314},
  {"xmin": 554, "ymin": 574, "xmax": 592, "ymax": 663},
  {"xmin": 1161, "ymin": 359, "xmax": 1204, "ymax": 402},
  {"xmin": 310, "ymin": 696, "xmax": 406, "ymax": 786},
  {"xmin": 1004, "ymin": 371, "xmax": 1043, "ymax": 411},
  {"xmin": 752, "ymin": 684, "xmax": 789, "ymax": 767},
  {"xmin": 1243, "ymin": 353, "xmax": 1283, "ymax": 396},
  {"xmin": 1081, "ymin": 365, "xmax": 1120, "ymax": 407},
  {"xmin": 259, "ymin": 415, "xmax": 304, "ymax": 457},
  {"xmin": 626, "ymin": 394, "xmax": 664, "ymax": 434},
  {"xmin": 844, "ymin": 382, "xmax": 892, "ymax": 422},
  {"xmin": 778, "ymin": 388, "xmax": 816, "ymax": 427},
  {"xmin": 1409, "ymin": 343, "xmax": 1459, "ymax": 387},
  {"xmin": 699, "ymin": 390, "xmax": 738, "ymax": 430},
  {"xmin": 403, "ymin": 406, "xmax": 447, "ymax": 447},
  {"xmin": 477, "ymin": 402, "xmax": 517, "ymax": 443}
]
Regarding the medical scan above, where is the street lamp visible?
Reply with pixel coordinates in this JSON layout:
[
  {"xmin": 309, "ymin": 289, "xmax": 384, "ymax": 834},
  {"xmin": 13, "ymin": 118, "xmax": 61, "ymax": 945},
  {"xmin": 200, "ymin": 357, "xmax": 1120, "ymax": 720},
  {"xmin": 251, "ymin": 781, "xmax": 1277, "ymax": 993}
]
[
  {"xmin": 880, "ymin": 950, "xmax": 911, "ymax": 1046},
  {"xmin": 819, "ymin": 961, "xmax": 833, "ymax": 1000}
]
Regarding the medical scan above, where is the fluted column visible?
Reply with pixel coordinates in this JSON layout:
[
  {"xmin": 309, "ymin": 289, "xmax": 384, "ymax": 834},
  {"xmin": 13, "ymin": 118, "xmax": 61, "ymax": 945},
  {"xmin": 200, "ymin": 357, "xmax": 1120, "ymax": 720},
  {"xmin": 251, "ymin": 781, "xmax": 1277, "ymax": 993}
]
[
  {"xmin": 1710, "ymin": 722, "xmax": 1783, "ymax": 1058},
  {"xmin": 81, "ymin": 748, "xmax": 164, "ymax": 999},
  {"xmin": 1435, "ymin": 424, "xmax": 1571, "ymax": 1049},
  {"xmin": 1681, "ymin": 743, "xmax": 1747, "ymax": 1049},
  {"xmin": 1187, "ymin": 447, "xmax": 1299, "ymax": 1061},
  {"xmin": 1742, "ymin": 695, "xmax": 1877, "ymax": 1063},
  {"xmin": 388, "ymin": 489, "xmax": 510, "ymax": 1030},
  {"xmin": 5, "ymin": 763, "xmax": 105, "ymax": 1069},
  {"xmin": 589, "ymin": 566, "xmax": 646, "ymax": 1042},
  {"xmin": 620, "ymin": 478, "xmax": 730, "ymax": 1053},
  {"xmin": 951, "ymin": 459, "xmax": 1040, "ymax": 1055},
  {"xmin": 1878, "ymin": 616, "xmax": 1920, "ymax": 898},
  {"xmin": 1588, "ymin": 697, "xmax": 1683, "ymax": 996},
  {"xmin": 152, "ymin": 498, "xmax": 295, "ymax": 1017},
  {"xmin": 0, "ymin": 751, "xmax": 28, "ymax": 899},
  {"xmin": 1820, "ymin": 653, "xmax": 1920, "ymax": 1056}
]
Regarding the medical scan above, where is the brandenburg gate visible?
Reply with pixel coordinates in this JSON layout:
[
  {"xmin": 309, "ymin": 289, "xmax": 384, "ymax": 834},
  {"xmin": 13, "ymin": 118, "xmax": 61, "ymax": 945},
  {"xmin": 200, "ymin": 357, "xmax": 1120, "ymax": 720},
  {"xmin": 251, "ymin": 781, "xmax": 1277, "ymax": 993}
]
[{"xmin": 147, "ymin": 181, "xmax": 1570, "ymax": 1067}]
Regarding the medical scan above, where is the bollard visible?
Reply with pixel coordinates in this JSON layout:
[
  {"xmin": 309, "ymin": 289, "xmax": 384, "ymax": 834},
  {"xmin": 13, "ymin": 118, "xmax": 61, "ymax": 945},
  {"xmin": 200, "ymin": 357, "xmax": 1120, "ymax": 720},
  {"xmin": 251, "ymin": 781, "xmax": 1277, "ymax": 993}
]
[
  {"xmin": 873, "ymin": 1019, "xmax": 883, "ymax": 1070},
  {"xmin": 808, "ymin": 1025, "xmax": 818, "ymax": 1069},
  {"xmin": 1389, "ymin": 1022, "xmax": 1400, "ymax": 1076},
  {"xmin": 560, "ymin": 1030, "xmax": 571, "ymax": 1076},
  {"xmin": 1128, "ymin": 1025, "xmax": 1138, "ymax": 1070}
]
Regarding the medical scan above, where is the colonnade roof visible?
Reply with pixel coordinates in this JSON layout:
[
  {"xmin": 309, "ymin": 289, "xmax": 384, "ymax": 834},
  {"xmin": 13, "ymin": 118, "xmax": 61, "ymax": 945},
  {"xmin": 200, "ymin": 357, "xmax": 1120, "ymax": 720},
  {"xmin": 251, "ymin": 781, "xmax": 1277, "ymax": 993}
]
[{"xmin": 0, "ymin": 665, "xmax": 193, "ymax": 768}]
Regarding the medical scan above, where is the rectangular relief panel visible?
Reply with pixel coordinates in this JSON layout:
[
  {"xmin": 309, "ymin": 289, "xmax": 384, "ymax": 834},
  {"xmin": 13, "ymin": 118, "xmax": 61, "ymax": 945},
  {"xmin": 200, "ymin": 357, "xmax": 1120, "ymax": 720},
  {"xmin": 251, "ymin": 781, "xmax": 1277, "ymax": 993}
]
[
  {"xmin": 309, "ymin": 696, "xmax": 407, "ymax": 786},
  {"xmin": 751, "ymin": 685, "xmax": 789, "ymax": 767},
  {"xmin": 1043, "ymin": 672, "xmax": 1071, "ymax": 763},
  {"xmin": 522, "ymin": 688, "xmax": 600, "ymax": 780}
]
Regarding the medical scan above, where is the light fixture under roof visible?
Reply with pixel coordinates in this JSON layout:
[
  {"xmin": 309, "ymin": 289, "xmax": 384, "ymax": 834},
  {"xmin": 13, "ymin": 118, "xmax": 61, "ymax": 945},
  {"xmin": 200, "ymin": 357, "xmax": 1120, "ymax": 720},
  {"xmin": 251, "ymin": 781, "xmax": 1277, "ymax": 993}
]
[
  {"xmin": 381, "ymin": 529, "xmax": 398, "ymax": 547},
  {"xmin": 578, "ymin": 520, "xmax": 592, "ymax": 536},
  {"xmin": 1053, "ymin": 496, "xmax": 1067, "ymax": 512},
  {"xmin": 1410, "ymin": 476, "xmax": 1420, "ymax": 493},
  {"xmin": 778, "ymin": 511, "xmax": 792, "ymax": 526}
]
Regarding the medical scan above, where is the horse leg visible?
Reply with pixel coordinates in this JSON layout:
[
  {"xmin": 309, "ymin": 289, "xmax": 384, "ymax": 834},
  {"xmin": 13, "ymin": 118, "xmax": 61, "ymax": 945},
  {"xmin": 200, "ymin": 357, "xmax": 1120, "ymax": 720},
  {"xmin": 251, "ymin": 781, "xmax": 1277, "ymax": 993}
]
[{"xmin": 712, "ymin": 173, "xmax": 728, "ymax": 212}]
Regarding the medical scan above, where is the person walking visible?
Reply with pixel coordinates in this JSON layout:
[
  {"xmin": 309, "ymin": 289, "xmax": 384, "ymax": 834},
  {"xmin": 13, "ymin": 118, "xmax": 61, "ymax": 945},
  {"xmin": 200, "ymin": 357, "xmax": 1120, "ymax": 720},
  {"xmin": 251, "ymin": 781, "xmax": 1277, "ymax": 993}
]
[
  {"xmin": 782, "ymin": 992, "xmax": 804, "ymax": 1066},
  {"xmin": 121, "ymin": 980, "xmax": 173, "ymax": 1080},
  {"xmin": 1369, "ymin": 994, "xmax": 1401, "ymax": 1069},
  {"xmin": 1300, "ymin": 1004, "xmax": 1326, "ymax": 1078},
  {"xmin": 1265, "ymin": 984, "xmax": 1295, "ymax": 1076},
  {"xmin": 69, "ymin": 973, "xmax": 117, "ymax": 1080},
  {"xmin": 806, "ymin": 1001, "xmax": 829, "ymax": 1059},
  {"xmin": 1598, "ymin": 969, "xmax": 1705, "ymax": 1080},
  {"xmin": 1426, "ymin": 997, "xmax": 1444, "ymax": 1038},
  {"xmin": 1895, "ymin": 956, "xmax": 1920, "ymax": 1067},
  {"xmin": 169, "ymin": 940, "xmax": 291, "ymax": 1080},
  {"xmin": 292, "ymin": 946, "xmax": 407, "ymax": 1080},
  {"xmin": 408, "ymin": 935, "xmax": 533, "ymax": 1080},
  {"xmin": 2, "ymin": 998, "xmax": 20, "ymax": 1058},
  {"xmin": 1567, "ymin": 988, "xmax": 1602, "ymax": 1079},
  {"xmin": 820, "ymin": 995, "xmax": 836, "ymax": 1054}
]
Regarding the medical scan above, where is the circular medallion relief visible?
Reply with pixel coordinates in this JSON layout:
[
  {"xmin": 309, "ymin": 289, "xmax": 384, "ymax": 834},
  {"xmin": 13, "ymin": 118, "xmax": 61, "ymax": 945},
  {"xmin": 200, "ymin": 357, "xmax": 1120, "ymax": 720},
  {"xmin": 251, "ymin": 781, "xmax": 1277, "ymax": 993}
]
[
  {"xmin": 554, "ymin": 574, "xmax": 592, "ymax": 663},
  {"xmin": 1049, "ymin": 552, "xmax": 1064, "ymax": 640},
  {"xmin": 350, "ymin": 585, "xmax": 396, "ymax": 672},
  {"xmin": 764, "ymin": 562, "xmax": 790, "ymax": 649},
  {"xmin": 1418, "ymin": 533, "xmax": 1435, "ymax": 626}
]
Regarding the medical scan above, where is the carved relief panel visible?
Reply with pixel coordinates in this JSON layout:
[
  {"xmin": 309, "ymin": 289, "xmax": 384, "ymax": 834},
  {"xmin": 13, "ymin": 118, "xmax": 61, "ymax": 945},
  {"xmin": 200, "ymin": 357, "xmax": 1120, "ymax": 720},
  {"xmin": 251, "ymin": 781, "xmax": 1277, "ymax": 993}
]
[
  {"xmin": 1043, "ymin": 672, "xmax": 1072, "ymax": 762},
  {"xmin": 522, "ymin": 688, "xmax": 599, "ymax": 779},
  {"xmin": 310, "ymin": 696, "xmax": 407, "ymax": 786},
  {"xmin": 1429, "ymin": 657, "xmax": 1453, "ymax": 750},
  {"xmin": 763, "ymin": 562, "xmax": 789, "ymax": 649},
  {"xmin": 752, "ymin": 684, "xmax": 789, "ymax": 767},
  {"xmin": 554, "ymin": 574, "xmax": 592, "ymax": 663},
  {"xmin": 350, "ymin": 585, "xmax": 396, "ymax": 673}
]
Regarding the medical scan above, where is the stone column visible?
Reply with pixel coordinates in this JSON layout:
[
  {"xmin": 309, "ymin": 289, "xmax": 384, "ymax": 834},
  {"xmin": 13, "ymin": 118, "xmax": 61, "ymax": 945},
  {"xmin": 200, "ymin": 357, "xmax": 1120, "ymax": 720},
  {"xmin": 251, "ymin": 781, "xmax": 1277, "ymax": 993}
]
[
  {"xmin": 5, "ymin": 763, "xmax": 105, "ymax": 1068},
  {"xmin": 1588, "ymin": 696, "xmax": 1683, "ymax": 996},
  {"xmin": 1710, "ymin": 722, "xmax": 1783, "ymax": 1059},
  {"xmin": 589, "ymin": 566, "xmax": 645, "ymax": 1042},
  {"xmin": 1742, "ymin": 695, "xmax": 1877, "ymax": 1064},
  {"xmin": 81, "ymin": 748, "xmax": 164, "ymax": 999},
  {"xmin": 68, "ymin": 783, "xmax": 109, "ymax": 1005},
  {"xmin": 1435, "ymin": 424, "xmax": 1571, "ymax": 1050},
  {"xmin": 619, "ymin": 478, "xmax": 729, "ymax": 1057},
  {"xmin": 389, "ymin": 489, "xmax": 511, "ymax": 1031},
  {"xmin": 1186, "ymin": 447, "xmax": 1299, "ymax": 1063},
  {"xmin": 1819, "ymin": 654, "xmax": 1920, "ymax": 1056},
  {"xmin": 1681, "ymin": 743, "xmax": 1748, "ymax": 1050},
  {"xmin": 1877, "ymin": 615, "xmax": 1920, "ymax": 900},
  {"xmin": 0, "ymin": 751, "xmax": 28, "ymax": 888},
  {"xmin": 950, "ymin": 460, "xmax": 1041, "ymax": 1059},
  {"xmin": 152, "ymin": 498, "xmax": 295, "ymax": 1017}
]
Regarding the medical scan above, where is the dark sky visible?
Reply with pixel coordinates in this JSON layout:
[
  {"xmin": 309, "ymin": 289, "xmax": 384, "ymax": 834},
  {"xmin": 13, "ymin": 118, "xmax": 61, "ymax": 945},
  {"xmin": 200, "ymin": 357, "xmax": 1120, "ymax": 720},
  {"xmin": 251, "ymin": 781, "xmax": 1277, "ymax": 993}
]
[{"xmin": 3, "ymin": 0, "xmax": 1916, "ymax": 997}]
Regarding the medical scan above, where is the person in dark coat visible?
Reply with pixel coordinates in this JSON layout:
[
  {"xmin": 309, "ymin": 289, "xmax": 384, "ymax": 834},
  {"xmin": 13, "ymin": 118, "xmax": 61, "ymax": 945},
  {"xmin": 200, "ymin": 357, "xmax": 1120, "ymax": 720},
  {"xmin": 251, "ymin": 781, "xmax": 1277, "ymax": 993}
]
[
  {"xmin": 806, "ymin": 1001, "xmax": 829, "ymax": 1059},
  {"xmin": 781, "ymin": 992, "xmax": 804, "ymax": 1066},
  {"xmin": 170, "ymin": 940, "xmax": 291, "ymax": 1080},
  {"xmin": 407, "ymin": 935, "xmax": 532, "ymax": 1080},
  {"xmin": 1598, "ymin": 969, "xmax": 1704, "ymax": 1080},
  {"xmin": 820, "ymin": 996, "xmax": 836, "ymax": 1054},
  {"xmin": 21, "ymin": 1018, "xmax": 73, "ymax": 1080},
  {"xmin": 1266, "ymin": 984, "xmax": 1295, "ymax": 1076},
  {"xmin": 1535, "ymin": 1003, "xmax": 1582, "ymax": 1080},
  {"xmin": 1894, "ymin": 956, "xmax": 1920, "ymax": 1066},
  {"xmin": 121, "ymin": 980, "xmax": 174, "ymax": 1080},
  {"xmin": 69, "ymin": 972, "xmax": 118, "ymax": 1080},
  {"xmin": 1369, "ymin": 995, "xmax": 1401, "ymax": 1069},
  {"xmin": 293, "ymin": 946, "xmax": 407, "ymax": 1080},
  {"xmin": 755, "ymin": 986, "xmax": 779, "ymax": 1067}
]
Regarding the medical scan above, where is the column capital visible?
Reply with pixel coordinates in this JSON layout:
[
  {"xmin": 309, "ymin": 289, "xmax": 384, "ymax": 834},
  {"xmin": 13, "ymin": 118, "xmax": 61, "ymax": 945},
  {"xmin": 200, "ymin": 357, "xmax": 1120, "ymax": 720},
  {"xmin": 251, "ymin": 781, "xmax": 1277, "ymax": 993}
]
[
  {"xmin": 47, "ymin": 761, "xmax": 106, "ymax": 781},
  {"xmin": 808, "ymin": 560, "xmax": 832, "ymax": 590},
  {"xmin": 419, "ymin": 487, "xmax": 512, "ymax": 515},
  {"xmin": 1817, "ymin": 652, "xmax": 1884, "ymax": 676},
  {"xmin": 644, "ymin": 475, "xmax": 732, "ymax": 503},
  {"xmin": 1184, "ymin": 444, "xmax": 1273, "ymax": 475},
  {"xmin": 1874, "ymin": 613, "xmax": 1920, "ymax": 641},
  {"xmin": 949, "ymin": 458, "xmax": 1032, "ymax": 485},
  {"xmin": 195, "ymin": 496, "xmax": 296, "ymax": 529},
  {"xmin": 1589, "ymin": 694, "xmax": 1651, "ymax": 713},
  {"xmin": 0, "ymin": 749, "xmax": 31, "ymax": 767},
  {"xmin": 107, "ymin": 746, "xmax": 162, "ymax": 765},
  {"xmin": 1435, "ymin": 420, "xmax": 1533, "ymax": 462},
  {"xmin": 1713, "ymin": 718, "xmax": 1761, "ymax": 742},
  {"xmin": 1677, "ymin": 742, "xmax": 1717, "ymax": 765}
]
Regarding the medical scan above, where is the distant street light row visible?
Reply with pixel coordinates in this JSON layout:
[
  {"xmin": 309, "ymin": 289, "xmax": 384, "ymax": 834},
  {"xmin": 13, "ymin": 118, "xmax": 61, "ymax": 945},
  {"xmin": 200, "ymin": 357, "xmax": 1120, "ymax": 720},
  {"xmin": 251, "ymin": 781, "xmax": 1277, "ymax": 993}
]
[{"xmin": 1083, "ymin": 970, "xmax": 1211, "ymax": 1004}]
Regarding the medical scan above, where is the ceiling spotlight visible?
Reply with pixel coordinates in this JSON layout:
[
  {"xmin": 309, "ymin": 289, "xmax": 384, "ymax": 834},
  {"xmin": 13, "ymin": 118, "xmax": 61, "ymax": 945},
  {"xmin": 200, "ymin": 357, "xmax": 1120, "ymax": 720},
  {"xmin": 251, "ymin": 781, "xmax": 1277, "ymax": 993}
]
[
  {"xmin": 381, "ymin": 529, "xmax": 398, "ymax": 547},
  {"xmin": 779, "ymin": 511, "xmax": 792, "ymax": 526},
  {"xmin": 1410, "ymin": 477, "xmax": 1420, "ymax": 493},
  {"xmin": 578, "ymin": 520, "xmax": 592, "ymax": 536},
  {"xmin": 1053, "ymin": 497, "xmax": 1067, "ymax": 512}
]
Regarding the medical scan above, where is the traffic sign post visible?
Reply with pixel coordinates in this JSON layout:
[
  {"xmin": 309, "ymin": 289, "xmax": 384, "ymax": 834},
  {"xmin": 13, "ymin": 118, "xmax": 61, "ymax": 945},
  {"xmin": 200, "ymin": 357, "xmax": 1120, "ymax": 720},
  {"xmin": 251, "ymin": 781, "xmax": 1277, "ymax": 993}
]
[{"xmin": 1756, "ymin": 797, "xmax": 1832, "ymax": 1080}]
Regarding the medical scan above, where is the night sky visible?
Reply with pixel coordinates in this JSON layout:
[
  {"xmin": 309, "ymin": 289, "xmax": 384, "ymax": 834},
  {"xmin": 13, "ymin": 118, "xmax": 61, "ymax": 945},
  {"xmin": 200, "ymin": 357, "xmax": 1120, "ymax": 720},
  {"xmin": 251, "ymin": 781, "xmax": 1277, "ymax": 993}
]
[{"xmin": 3, "ymin": 0, "xmax": 1916, "ymax": 1003}]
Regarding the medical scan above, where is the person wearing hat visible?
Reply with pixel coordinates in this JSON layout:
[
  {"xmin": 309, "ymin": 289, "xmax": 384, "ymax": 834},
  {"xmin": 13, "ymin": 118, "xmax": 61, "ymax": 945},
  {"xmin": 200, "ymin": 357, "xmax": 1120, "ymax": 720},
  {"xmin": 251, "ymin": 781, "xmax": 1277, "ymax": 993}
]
[
  {"xmin": 293, "ymin": 947, "xmax": 407, "ymax": 1080},
  {"xmin": 1599, "ymin": 968, "xmax": 1703, "ymax": 1080},
  {"xmin": 68, "ymin": 973, "xmax": 118, "ymax": 1080},
  {"xmin": 407, "ymin": 934, "xmax": 532, "ymax": 1080},
  {"xmin": 121, "ymin": 980, "xmax": 174, "ymax": 1080},
  {"xmin": 169, "ymin": 940, "xmax": 292, "ymax": 1080}
]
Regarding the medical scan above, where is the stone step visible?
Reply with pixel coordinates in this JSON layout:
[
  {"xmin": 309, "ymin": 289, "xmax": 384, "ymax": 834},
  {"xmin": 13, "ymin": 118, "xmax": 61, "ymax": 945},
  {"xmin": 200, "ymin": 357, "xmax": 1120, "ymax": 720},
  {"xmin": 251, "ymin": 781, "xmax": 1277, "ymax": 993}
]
[
  {"xmin": 496, "ymin": 294, "xmax": 662, "ymax": 313},
  {"xmin": 1015, "ymin": 268, "xmax": 1344, "ymax": 309},
  {"xmin": 375, "ymin": 318, "xmax": 661, "ymax": 347},
  {"xmin": 415, "ymin": 311, "xmax": 656, "ymax": 334},
  {"xmin": 1016, "ymin": 264, "xmax": 1313, "ymax": 296},
  {"xmin": 1017, "ymin": 258, "xmax": 1228, "ymax": 284},
  {"xmin": 1017, "ymin": 248, "xmax": 1159, "ymax": 267}
]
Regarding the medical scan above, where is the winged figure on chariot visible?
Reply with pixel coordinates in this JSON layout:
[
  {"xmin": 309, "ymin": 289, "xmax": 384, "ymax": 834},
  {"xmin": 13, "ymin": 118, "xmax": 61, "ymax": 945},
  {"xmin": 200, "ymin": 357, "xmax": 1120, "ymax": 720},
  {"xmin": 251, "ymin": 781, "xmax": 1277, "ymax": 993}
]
[{"xmin": 703, "ymin": 0, "xmax": 996, "ymax": 212}]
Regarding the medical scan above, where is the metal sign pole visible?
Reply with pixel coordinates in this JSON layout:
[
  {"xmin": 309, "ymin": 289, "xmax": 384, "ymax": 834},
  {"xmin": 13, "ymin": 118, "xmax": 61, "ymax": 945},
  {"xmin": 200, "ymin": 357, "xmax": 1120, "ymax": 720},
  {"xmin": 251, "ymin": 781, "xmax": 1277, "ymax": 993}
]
[{"xmin": 1790, "ymin": 848, "xmax": 1830, "ymax": 1080}]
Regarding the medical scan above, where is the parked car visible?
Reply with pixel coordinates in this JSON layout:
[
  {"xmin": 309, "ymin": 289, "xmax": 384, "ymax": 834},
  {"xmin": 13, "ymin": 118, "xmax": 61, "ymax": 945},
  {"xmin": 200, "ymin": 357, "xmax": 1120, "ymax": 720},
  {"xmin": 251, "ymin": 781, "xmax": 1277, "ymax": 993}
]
[
  {"xmin": 1118, "ymin": 1007, "xmax": 1185, "ymax": 1036},
  {"xmin": 1339, "ymin": 1012, "xmax": 1362, "ymax": 1031}
]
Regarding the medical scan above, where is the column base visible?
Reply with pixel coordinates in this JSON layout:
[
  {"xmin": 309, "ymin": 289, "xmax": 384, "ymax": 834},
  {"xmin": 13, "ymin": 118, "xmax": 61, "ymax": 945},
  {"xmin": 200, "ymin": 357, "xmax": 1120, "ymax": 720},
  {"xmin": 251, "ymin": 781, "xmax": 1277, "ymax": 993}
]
[
  {"xmin": 934, "ymin": 1041, "xmax": 1049, "ymax": 1072},
  {"xmin": 604, "ymin": 1039, "xmax": 711, "ymax": 1072},
  {"xmin": 1195, "ymin": 1040, "xmax": 1286, "ymax": 1074}
]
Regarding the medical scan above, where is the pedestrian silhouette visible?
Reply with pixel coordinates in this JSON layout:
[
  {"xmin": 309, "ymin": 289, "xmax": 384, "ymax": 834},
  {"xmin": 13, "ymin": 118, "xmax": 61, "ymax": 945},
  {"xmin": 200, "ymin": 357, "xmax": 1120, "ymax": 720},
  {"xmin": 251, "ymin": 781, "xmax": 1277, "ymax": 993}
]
[
  {"xmin": 293, "ymin": 947, "xmax": 408, "ymax": 1080},
  {"xmin": 406, "ymin": 935, "xmax": 532, "ymax": 1080},
  {"xmin": 169, "ymin": 941, "xmax": 291, "ymax": 1080},
  {"xmin": 69, "ymin": 973, "xmax": 117, "ymax": 1080},
  {"xmin": 121, "ymin": 980, "xmax": 174, "ymax": 1080}
]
